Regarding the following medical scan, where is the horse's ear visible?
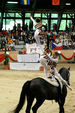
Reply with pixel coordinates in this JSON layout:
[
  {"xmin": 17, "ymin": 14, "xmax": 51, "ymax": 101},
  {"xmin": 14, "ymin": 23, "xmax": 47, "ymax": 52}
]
[{"xmin": 68, "ymin": 67, "xmax": 70, "ymax": 71}]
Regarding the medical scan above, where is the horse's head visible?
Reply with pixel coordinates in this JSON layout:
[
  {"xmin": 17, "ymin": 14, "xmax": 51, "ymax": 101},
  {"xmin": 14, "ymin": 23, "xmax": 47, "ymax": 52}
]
[{"xmin": 59, "ymin": 67, "xmax": 70, "ymax": 85}]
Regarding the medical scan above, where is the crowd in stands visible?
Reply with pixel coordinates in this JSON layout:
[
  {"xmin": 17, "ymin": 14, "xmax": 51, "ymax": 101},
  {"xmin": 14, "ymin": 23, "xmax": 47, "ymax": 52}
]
[{"xmin": 0, "ymin": 23, "xmax": 75, "ymax": 51}]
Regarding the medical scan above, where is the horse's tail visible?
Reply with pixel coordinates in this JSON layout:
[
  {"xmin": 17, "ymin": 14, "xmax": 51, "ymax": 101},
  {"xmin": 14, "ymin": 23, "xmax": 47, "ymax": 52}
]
[{"xmin": 14, "ymin": 80, "xmax": 31, "ymax": 113}]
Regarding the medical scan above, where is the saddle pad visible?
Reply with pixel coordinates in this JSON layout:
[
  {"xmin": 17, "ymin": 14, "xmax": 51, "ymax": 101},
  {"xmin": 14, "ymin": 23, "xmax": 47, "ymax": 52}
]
[{"xmin": 39, "ymin": 77, "xmax": 59, "ymax": 87}]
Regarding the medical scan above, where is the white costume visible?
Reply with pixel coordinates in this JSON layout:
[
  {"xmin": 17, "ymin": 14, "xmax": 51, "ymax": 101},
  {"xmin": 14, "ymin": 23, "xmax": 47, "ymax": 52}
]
[
  {"xmin": 30, "ymin": 16, "xmax": 45, "ymax": 54},
  {"xmin": 40, "ymin": 55, "xmax": 48, "ymax": 78},
  {"xmin": 40, "ymin": 53, "xmax": 51, "ymax": 78},
  {"xmin": 47, "ymin": 55, "xmax": 72, "ymax": 90},
  {"xmin": 34, "ymin": 29, "xmax": 41, "ymax": 45},
  {"xmin": 48, "ymin": 56, "xmax": 58, "ymax": 76},
  {"xmin": 30, "ymin": 16, "xmax": 42, "ymax": 45}
]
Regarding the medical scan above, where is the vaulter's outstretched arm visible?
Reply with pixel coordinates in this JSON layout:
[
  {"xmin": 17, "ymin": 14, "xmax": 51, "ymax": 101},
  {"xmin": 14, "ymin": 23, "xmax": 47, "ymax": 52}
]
[{"xmin": 30, "ymin": 15, "xmax": 37, "ymax": 26}]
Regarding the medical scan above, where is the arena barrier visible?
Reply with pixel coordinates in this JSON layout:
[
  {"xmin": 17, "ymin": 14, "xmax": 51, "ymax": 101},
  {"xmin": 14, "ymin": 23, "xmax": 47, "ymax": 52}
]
[
  {"xmin": 0, "ymin": 54, "xmax": 5, "ymax": 62},
  {"xmin": 17, "ymin": 54, "xmax": 40, "ymax": 63},
  {"xmin": 1, "ymin": 50, "xmax": 75, "ymax": 70},
  {"xmin": 1, "ymin": 51, "xmax": 75, "ymax": 62},
  {"xmin": 58, "ymin": 51, "xmax": 75, "ymax": 61},
  {"xmin": 0, "ymin": 53, "xmax": 17, "ymax": 62},
  {"xmin": 10, "ymin": 53, "xmax": 42, "ymax": 70},
  {"xmin": 10, "ymin": 62, "xmax": 42, "ymax": 71}
]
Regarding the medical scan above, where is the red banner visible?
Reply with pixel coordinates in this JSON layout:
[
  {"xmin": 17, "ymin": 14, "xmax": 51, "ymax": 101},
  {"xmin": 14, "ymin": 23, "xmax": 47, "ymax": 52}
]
[
  {"xmin": 0, "ymin": 54, "xmax": 5, "ymax": 62},
  {"xmin": 61, "ymin": 53, "xmax": 74, "ymax": 60},
  {"xmin": 0, "ymin": 54, "xmax": 17, "ymax": 62},
  {"xmin": 52, "ymin": 0, "xmax": 60, "ymax": 5},
  {"xmin": 8, "ymin": 55, "xmax": 17, "ymax": 62}
]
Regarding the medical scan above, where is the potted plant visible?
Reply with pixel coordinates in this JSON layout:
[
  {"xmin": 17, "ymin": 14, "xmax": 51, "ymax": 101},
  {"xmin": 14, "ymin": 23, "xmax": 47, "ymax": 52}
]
[{"xmin": 4, "ymin": 45, "xmax": 9, "ymax": 70}]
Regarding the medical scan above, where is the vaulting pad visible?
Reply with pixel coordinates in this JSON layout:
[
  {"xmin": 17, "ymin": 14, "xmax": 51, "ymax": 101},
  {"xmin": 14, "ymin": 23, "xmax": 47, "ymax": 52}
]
[
  {"xmin": 40, "ymin": 76, "xmax": 63, "ymax": 91},
  {"xmin": 40, "ymin": 77, "xmax": 59, "ymax": 87}
]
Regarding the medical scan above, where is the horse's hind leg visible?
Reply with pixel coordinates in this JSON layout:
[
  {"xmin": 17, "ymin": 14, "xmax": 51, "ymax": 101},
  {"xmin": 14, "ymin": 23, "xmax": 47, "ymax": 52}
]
[
  {"xmin": 32, "ymin": 99, "xmax": 45, "ymax": 113},
  {"xmin": 26, "ymin": 95, "xmax": 34, "ymax": 113}
]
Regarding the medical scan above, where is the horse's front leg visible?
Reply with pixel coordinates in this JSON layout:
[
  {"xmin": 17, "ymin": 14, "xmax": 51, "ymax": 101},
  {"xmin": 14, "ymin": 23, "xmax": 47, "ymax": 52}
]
[
  {"xmin": 59, "ymin": 104, "xmax": 64, "ymax": 113},
  {"xmin": 58, "ymin": 99, "xmax": 65, "ymax": 113}
]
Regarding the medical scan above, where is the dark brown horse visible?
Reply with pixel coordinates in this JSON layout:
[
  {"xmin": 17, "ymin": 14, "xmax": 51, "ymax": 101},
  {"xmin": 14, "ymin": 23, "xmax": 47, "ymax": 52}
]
[{"xmin": 14, "ymin": 67, "xmax": 70, "ymax": 113}]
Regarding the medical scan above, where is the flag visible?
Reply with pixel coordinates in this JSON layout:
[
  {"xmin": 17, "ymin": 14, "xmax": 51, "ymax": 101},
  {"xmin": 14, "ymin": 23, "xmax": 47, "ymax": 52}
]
[
  {"xmin": 20, "ymin": 0, "xmax": 30, "ymax": 5},
  {"xmin": 51, "ymin": 42, "xmax": 63, "ymax": 50},
  {"xmin": 52, "ymin": 0, "xmax": 60, "ymax": 5}
]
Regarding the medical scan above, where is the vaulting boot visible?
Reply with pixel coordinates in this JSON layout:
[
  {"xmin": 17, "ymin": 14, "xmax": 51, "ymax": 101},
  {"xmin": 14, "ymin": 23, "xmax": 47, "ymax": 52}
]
[
  {"xmin": 47, "ymin": 73, "xmax": 52, "ymax": 78},
  {"xmin": 47, "ymin": 74, "xmax": 55, "ymax": 81},
  {"xmin": 66, "ymin": 83, "xmax": 72, "ymax": 91}
]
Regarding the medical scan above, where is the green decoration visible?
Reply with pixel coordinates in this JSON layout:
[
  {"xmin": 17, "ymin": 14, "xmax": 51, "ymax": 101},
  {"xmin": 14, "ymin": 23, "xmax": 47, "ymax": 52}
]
[
  {"xmin": 58, "ymin": 53, "xmax": 61, "ymax": 60},
  {"xmin": 4, "ymin": 45, "xmax": 9, "ymax": 65},
  {"xmin": 74, "ymin": 54, "xmax": 75, "ymax": 62}
]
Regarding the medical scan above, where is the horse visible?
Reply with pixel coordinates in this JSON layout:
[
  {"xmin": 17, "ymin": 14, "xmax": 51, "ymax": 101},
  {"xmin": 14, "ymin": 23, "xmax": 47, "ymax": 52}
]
[{"xmin": 13, "ymin": 67, "xmax": 70, "ymax": 113}]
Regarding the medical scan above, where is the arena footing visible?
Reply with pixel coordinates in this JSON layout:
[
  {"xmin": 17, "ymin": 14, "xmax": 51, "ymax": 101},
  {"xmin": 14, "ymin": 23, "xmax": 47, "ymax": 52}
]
[{"xmin": 68, "ymin": 61, "xmax": 75, "ymax": 63}]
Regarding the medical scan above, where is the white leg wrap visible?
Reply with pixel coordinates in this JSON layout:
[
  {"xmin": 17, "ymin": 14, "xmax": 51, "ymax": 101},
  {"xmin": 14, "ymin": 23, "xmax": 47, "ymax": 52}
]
[{"xmin": 40, "ymin": 57, "xmax": 48, "ymax": 78}]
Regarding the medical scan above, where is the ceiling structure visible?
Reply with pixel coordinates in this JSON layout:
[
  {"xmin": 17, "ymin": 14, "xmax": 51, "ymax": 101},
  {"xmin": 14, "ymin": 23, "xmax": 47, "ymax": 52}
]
[{"xmin": 0, "ymin": 0, "xmax": 75, "ymax": 13}]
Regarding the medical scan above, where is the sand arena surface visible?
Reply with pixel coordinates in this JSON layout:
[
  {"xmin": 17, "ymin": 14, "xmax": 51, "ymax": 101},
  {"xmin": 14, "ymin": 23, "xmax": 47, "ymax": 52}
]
[{"xmin": 0, "ymin": 63, "xmax": 75, "ymax": 113}]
